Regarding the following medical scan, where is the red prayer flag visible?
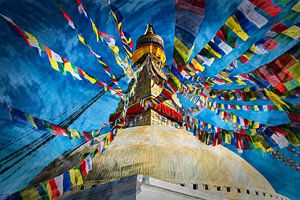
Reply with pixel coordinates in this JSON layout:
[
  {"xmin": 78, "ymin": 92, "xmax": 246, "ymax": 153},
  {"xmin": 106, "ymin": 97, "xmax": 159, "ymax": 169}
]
[
  {"xmin": 239, "ymin": 54, "xmax": 250, "ymax": 64},
  {"xmin": 249, "ymin": 0, "xmax": 281, "ymax": 17},
  {"xmin": 271, "ymin": 22, "xmax": 288, "ymax": 33},
  {"xmin": 83, "ymin": 131, "xmax": 91, "ymax": 141},
  {"xmin": 52, "ymin": 124, "xmax": 68, "ymax": 136},
  {"xmin": 262, "ymin": 39, "xmax": 279, "ymax": 51},
  {"xmin": 49, "ymin": 179, "xmax": 60, "ymax": 200},
  {"xmin": 216, "ymin": 29, "xmax": 226, "ymax": 42},
  {"xmin": 80, "ymin": 160, "xmax": 87, "ymax": 176}
]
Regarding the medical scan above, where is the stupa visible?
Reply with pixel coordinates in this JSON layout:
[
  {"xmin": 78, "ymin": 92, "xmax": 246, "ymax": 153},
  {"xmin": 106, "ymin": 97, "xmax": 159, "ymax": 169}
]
[{"xmin": 50, "ymin": 24, "xmax": 289, "ymax": 200}]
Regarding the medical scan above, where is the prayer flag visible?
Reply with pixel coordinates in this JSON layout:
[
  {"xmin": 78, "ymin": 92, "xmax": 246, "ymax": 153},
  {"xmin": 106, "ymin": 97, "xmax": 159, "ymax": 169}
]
[
  {"xmin": 63, "ymin": 172, "xmax": 72, "ymax": 192},
  {"xmin": 282, "ymin": 25, "xmax": 300, "ymax": 39},
  {"xmin": 238, "ymin": 0, "xmax": 268, "ymax": 28},
  {"xmin": 0, "ymin": 14, "xmax": 31, "ymax": 47},
  {"xmin": 54, "ymin": 175, "xmax": 64, "ymax": 196},
  {"xmin": 52, "ymin": 124, "xmax": 68, "ymax": 136},
  {"xmin": 49, "ymin": 178, "xmax": 60, "ymax": 199},
  {"xmin": 292, "ymin": 1, "xmax": 300, "ymax": 12},
  {"xmin": 61, "ymin": 8, "xmax": 75, "ymax": 30},
  {"xmin": 225, "ymin": 16, "xmax": 249, "ymax": 41},
  {"xmin": 24, "ymin": 31, "xmax": 42, "ymax": 56},
  {"xmin": 44, "ymin": 46, "xmax": 60, "ymax": 71},
  {"xmin": 10, "ymin": 108, "xmax": 28, "ymax": 125},
  {"xmin": 77, "ymin": 68, "xmax": 97, "ymax": 84},
  {"xmin": 248, "ymin": 0, "xmax": 281, "ymax": 17}
]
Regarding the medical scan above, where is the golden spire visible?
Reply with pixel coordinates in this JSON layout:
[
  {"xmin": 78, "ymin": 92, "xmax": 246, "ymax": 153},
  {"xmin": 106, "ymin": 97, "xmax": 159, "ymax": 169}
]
[{"xmin": 144, "ymin": 23, "xmax": 155, "ymax": 35}]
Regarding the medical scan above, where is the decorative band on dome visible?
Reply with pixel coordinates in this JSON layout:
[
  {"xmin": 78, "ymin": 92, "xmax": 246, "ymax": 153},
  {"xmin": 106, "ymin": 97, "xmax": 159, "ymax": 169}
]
[
  {"xmin": 136, "ymin": 37, "xmax": 164, "ymax": 50},
  {"xmin": 132, "ymin": 44, "xmax": 166, "ymax": 64}
]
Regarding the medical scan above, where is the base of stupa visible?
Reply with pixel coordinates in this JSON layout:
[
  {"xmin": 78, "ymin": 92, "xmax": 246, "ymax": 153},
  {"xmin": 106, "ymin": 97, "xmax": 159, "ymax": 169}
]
[{"xmin": 60, "ymin": 174, "xmax": 289, "ymax": 200}]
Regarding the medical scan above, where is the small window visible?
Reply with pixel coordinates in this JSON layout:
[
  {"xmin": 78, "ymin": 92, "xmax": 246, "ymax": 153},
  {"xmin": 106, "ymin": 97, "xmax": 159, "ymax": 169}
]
[
  {"xmin": 256, "ymin": 191, "xmax": 259, "ymax": 195},
  {"xmin": 226, "ymin": 187, "xmax": 230, "ymax": 192},
  {"xmin": 237, "ymin": 188, "xmax": 241, "ymax": 193},
  {"xmin": 217, "ymin": 186, "xmax": 221, "ymax": 191},
  {"xmin": 270, "ymin": 194, "xmax": 273, "ymax": 198},
  {"xmin": 193, "ymin": 184, "xmax": 198, "ymax": 190},
  {"xmin": 91, "ymin": 184, "xmax": 97, "ymax": 188},
  {"xmin": 80, "ymin": 185, "xmax": 84, "ymax": 190},
  {"xmin": 180, "ymin": 183, "xmax": 185, "ymax": 187},
  {"xmin": 263, "ymin": 192, "xmax": 266, "ymax": 196},
  {"xmin": 204, "ymin": 184, "xmax": 209, "ymax": 190},
  {"xmin": 246, "ymin": 189, "xmax": 250, "ymax": 194}
]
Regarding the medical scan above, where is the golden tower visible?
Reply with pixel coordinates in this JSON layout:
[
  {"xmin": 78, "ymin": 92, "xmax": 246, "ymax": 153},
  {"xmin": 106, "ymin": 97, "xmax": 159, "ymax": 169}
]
[{"xmin": 109, "ymin": 23, "xmax": 182, "ymax": 128}]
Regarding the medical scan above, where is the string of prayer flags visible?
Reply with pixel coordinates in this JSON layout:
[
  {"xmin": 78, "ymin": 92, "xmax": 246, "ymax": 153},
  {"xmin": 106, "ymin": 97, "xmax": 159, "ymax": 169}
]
[
  {"xmin": 57, "ymin": 2, "xmax": 120, "ymax": 87},
  {"xmin": 8, "ymin": 105, "xmax": 104, "ymax": 142},
  {"xmin": 173, "ymin": 0, "xmax": 205, "ymax": 67},
  {"xmin": 189, "ymin": 0, "xmax": 272, "ymax": 72},
  {"xmin": 8, "ymin": 152, "xmax": 95, "ymax": 200},
  {"xmin": 110, "ymin": 4, "xmax": 134, "ymax": 58},
  {"xmin": 270, "ymin": 150, "xmax": 300, "ymax": 171},
  {"xmin": 73, "ymin": 1, "xmax": 133, "ymax": 78},
  {"xmin": 0, "ymin": 14, "xmax": 31, "ymax": 47},
  {"xmin": 1, "ymin": 13, "xmax": 124, "ymax": 98}
]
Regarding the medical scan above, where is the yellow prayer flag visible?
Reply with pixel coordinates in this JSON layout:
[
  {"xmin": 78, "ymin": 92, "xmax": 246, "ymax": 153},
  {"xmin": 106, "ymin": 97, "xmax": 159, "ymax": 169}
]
[
  {"xmin": 90, "ymin": 19, "xmax": 99, "ymax": 42},
  {"xmin": 78, "ymin": 34, "xmax": 86, "ymax": 45},
  {"xmin": 292, "ymin": 2, "xmax": 300, "ymax": 12},
  {"xmin": 207, "ymin": 124, "xmax": 212, "ymax": 129},
  {"xmin": 232, "ymin": 115, "xmax": 237, "ymax": 123},
  {"xmin": 64, "ymin": 62, "xmax": 75, "ymax": 73},
  {"xmin": 205, "ymin": 44, "xmax": 222, "ymax": 59},
  {"xmin": 117, "ymin": 22, "xmax": 122, "ymax": 32},
  {"xmin": 26, "ymin": 114, "xmax": 37, "ymax": 129},
  {"xmin": 236, "ymin": 78, "xmax": 246, "ymax": 85},
  {"xmin": 110, "ymin": 45, "xmax": 120, "ymax": 54},
  {"xmin": 208, "ymin": 101, "xmax": 212, "ymax": 107},
  {"xmin": 69, "ymin": 129, "xmax": 81, "ymax": 140},
  {"xmin": 24, "ymin": 31, "xmax": 39, "ymax": 44},
  {"xmin": 244, "ymin": 87, "xmax": 250, "ymax": 92},
  {"xmin": 174, "ymin": 37, "xmax": 194, "ymax": 62},
  {"xmin": 191, "ymin": 59, "xmax": 205, "ymax": 72},
  {"xmin": 49, "ymin": 58, "xmax": 60, "ymax": 72},
  {"xmin": 69, "ymin": 169, "xmax": 77, "ymax": 186},
  {"xmin": 75, "ymin": 169, "xmax": 84, "ymax": 186},
  {"xmin": 224, "ymin": 133, "xmax": 231, "ymax": 144},
  {"xmin": 287, "ymin": 131, "xmax": 300, "ymax": 146},
  {"xmin": 225, "ymin": 16, "xmax": 249, "ymax": 41},
  {"xmin": 221, "ymin": 104, "xmax": 225, "ymax": 110},
  {"xmin": 253, "ymin": 105, "xmax": 259, "ymax": 111},
  {"xmin": 253, "ymin": 121, "xmax": 260, "ymax": 128},
  {"xmin": 44, "ymin": 46, "xmax": 60, "ymax": 71},
  {"xmin": 235, "ymin": 105, "xmax": 241, "ymax": 110},
  {"xmin": 21, "ymin": 187, "xmax": 40, "ymax": 200},
  {"xmin": 250, "ymin": 45, "xmax": 257, "ymax": 53},
  {"xmin": 224, "ymin": 77, "xmax": 233, "ymax": 83},
  {"xmin": 80, "ymin": 70, "xmax": 97, "ymax": 84},
  {"xmin": 46, "ymin": 183, "xmax": 53, "ymax": 200},
  {"xmin": 282, "ymin": 26, "xmax": 300, "ymax": 39},
  {"xmin": 264, "ymin": 88, "xmax": 290, "ymax": 111}
]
